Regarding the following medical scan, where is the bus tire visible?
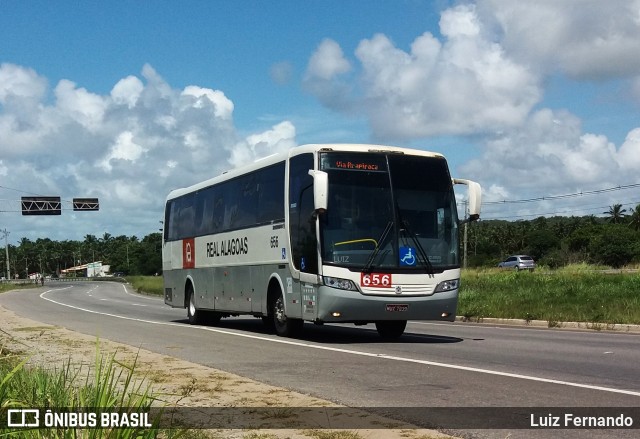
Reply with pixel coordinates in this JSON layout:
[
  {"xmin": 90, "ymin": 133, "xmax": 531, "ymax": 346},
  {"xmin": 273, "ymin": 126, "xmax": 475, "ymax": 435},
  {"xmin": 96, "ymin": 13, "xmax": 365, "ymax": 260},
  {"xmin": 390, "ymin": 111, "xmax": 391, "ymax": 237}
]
[
  {"xmin": 375, "ymin": 320, "xmax": 406, "ymax": 339},
  {"xmin": 186, "ymin": 285, "xmax": 203, "ymax": 325},
  {"xmin": 272, "ymin": 290, "xmax": 303, "ymax": 337}
]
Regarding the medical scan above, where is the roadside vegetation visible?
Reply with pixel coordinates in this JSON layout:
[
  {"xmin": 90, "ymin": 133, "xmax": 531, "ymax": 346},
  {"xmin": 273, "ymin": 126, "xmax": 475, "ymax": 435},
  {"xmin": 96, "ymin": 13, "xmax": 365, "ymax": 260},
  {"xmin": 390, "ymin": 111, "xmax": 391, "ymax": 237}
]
[
  {"xmin": 0, "ymin": 343, "xmax": 179, "ymax": 438},
  {"xmin": 459, "ymin": 267, "xmax": 640, "ymax": 326},
  {"xmin": 0, "ymin": 282, "xmax": 36, "ymax": 294},
  {"xmin": 127, "ymin": 276, "xmax": 164, "ymax": 296},
  {"xmin": 466, "ymin": 206, "xmax": 640, "ymax": 268}
]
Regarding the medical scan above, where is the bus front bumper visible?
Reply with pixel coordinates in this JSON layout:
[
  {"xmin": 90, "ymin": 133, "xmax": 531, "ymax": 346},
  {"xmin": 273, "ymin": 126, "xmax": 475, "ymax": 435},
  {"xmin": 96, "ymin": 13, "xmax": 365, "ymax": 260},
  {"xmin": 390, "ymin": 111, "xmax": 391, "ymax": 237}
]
[{"xmin": 315, "ymin": 286, "xmax": 458, "ymax": 323}]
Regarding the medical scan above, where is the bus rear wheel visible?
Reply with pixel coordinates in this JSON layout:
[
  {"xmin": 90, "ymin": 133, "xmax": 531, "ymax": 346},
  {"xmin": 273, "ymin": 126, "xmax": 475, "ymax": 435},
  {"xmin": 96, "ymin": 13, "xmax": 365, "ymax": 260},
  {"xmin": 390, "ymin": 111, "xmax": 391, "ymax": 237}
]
[
  {"xmin": 375, "ymin": 320, "xmax": 407, "ymax": 339},
  {"xmin": 272, "ymin": 291, "xmax": 303, "ymax": 337},
  {"xmin": 187, "ymin": 286, "xmax": 203, "ymax": 325}
]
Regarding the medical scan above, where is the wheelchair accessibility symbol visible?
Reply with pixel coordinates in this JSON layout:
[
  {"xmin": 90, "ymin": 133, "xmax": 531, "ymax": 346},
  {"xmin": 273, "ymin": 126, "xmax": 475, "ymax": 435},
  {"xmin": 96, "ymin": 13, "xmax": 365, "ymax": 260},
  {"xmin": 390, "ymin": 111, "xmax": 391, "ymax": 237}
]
[{"xmin": 399, "ymin": 247, "xmax": 416, "ymax": 266}]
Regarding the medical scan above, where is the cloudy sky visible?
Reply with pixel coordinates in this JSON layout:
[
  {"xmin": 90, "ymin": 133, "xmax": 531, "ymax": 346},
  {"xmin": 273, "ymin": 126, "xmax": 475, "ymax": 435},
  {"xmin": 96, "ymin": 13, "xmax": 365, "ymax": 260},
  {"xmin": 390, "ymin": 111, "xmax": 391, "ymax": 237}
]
[{"xmin": 1, "ymin": 0, "xmax": 640, "ymax": 244}]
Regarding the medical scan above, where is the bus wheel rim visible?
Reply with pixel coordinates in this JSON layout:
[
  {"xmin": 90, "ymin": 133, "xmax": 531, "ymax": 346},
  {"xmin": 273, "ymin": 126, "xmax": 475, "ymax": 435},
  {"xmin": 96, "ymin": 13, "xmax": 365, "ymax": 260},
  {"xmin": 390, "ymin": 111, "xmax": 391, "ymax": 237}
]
[{"xmin": 275, "ymin": 297, "xmax": 286, "ymax": 324}]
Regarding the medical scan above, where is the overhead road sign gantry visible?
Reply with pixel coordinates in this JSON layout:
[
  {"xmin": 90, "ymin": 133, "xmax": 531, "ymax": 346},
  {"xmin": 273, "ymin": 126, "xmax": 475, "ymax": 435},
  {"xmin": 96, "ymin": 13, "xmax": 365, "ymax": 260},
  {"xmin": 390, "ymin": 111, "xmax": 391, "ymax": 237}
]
[
  {"xmin": 21, "ymin": 196, "xmax": 61, "ymax": 215},
  {"xmin": 72, "ymin": 198, "xmax": 99, "ymax": 211}
]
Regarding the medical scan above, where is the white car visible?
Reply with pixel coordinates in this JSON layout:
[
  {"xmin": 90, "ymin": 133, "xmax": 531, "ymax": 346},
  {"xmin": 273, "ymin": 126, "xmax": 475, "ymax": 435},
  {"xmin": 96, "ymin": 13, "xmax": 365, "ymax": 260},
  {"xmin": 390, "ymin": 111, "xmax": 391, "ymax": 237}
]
[{"xmin": 498, "ymin": 255, "xmax": 536, "ymax": 271}]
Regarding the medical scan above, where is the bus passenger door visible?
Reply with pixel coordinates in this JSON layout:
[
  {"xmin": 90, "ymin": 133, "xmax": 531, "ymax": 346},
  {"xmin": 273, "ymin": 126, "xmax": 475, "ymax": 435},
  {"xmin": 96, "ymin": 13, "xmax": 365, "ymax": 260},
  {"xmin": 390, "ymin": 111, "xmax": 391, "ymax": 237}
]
[{"xmin": 288, "ymin": 153, "xmax": 317, "ymax": 319}]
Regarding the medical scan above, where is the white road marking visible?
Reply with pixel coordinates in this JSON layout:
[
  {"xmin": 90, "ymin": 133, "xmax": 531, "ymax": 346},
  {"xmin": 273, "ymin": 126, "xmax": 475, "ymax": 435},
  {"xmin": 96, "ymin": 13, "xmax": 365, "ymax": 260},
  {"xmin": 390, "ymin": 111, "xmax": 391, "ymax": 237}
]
[
  {"xmin": 119, "ymin": 283, "xmax": 161, "ymax": 301},
  {"xmin": 39, "ymin": 287, "xmax": 640, "ymax": 398}
]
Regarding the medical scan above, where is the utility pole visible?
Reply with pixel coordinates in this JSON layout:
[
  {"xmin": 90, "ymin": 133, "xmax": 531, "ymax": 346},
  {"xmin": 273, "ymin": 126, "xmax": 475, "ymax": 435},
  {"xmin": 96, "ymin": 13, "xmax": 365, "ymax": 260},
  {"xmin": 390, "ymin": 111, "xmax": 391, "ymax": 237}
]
[{"xmin": 1, "ymin": 229, "xmax": 9, "ymax": 280}]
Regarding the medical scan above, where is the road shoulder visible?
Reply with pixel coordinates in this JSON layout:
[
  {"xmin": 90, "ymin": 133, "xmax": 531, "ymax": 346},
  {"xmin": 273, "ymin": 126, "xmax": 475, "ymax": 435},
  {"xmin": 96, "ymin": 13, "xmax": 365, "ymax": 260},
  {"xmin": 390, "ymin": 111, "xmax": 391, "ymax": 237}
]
[{"xmin": 0, "ymin": 303, "xmax": 453, "ymax": 439}]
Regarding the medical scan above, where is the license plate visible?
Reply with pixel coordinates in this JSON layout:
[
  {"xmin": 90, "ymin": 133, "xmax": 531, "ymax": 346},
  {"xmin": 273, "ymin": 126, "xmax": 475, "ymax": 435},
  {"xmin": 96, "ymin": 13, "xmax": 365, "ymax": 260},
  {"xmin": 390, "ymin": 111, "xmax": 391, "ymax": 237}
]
[{"xmin": 386, "ymin": 304, "xmax": 408, "ymax": 312}]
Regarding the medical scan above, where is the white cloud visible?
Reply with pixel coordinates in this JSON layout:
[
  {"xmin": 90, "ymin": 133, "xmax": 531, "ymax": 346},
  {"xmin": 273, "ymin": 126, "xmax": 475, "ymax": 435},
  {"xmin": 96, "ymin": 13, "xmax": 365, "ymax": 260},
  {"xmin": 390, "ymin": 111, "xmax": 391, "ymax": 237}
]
[
  {"xmin": 181, "ymin": 85, "xmax": 234, "ymax": 120},
  {"xmin": 461, "ymin": 109, "xmax": 639, "ymax": 207},
  {"xmin": 98, "ymin": 131, "xmax": 147, "ymax": 172},
  {"xmin": 305, "ymin": 38, "xmax": 351, "ymax": 81},
  {"xmin": 229, "ymin": 121, "xmax": 296, "ymax": 168},
  {"xmin": 111, "ymin": 75, "xmax": 144, "ymax": 108},
  {"xmin": 302, "ymin": 39, "xmax": 356, "ymax": 112},
  {"xmin": 440, "ymin": 4, "xmax": 482, "ymax": 38},
  {"xmin": 617, "ymin": 128, "xmax": 640, "ymax": 171},
  {"xmin": 478, "ymin": 0, "xmax": 640, "ymax": 79},
  {"xmin": 54, "ymin": 79, "xmax": 107, "ymax": 132},
  {"xmin": 0, "ymin": 63, "xmax": 297, "ymax": 240},
  {"xmin": 305, "ymin": 4, "xmax": 541, "ymax": 139},
  {"xmin": 0, "ymin": 63, "xmax": 47, "ymax": 105}
]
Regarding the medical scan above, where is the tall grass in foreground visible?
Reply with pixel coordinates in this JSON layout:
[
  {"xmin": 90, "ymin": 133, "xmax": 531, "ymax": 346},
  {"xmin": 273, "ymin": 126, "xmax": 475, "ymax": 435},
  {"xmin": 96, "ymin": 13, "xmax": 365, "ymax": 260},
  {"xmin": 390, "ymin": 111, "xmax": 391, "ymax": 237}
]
[
  {"xmin": 460, "ymin": 269, "xmax": 640, "ymax": 325},
  {"xmin": 0, "ymin": 343, "xmax": 182, "ymax": 438}
]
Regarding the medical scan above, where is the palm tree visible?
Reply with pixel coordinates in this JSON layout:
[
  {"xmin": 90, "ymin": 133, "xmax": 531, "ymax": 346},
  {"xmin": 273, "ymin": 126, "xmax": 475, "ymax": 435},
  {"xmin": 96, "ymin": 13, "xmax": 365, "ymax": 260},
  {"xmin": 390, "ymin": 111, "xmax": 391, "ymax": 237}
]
[
  {"xmin": 629, "ymin": 204, "xmax": 640, "ymax": 231},
  {"xmin": 604, "ymin": 204, "xmax": 627, "ymax": 224}
]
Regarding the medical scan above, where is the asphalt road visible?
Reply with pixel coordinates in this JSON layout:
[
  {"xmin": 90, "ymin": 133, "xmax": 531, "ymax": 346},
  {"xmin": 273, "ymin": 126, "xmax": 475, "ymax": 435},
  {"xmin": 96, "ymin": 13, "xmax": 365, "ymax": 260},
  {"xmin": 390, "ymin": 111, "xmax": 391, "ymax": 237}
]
[{"xmin": 1, "ymin": 281, "xmax": 639, "ymax": 438}]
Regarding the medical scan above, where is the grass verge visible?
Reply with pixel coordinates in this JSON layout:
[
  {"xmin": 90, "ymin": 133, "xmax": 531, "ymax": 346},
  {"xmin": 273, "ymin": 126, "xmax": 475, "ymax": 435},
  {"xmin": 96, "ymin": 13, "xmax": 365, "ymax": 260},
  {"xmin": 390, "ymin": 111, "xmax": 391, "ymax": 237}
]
[
  {"xmin": 126, "ymin": 276, "xmax": 164, "ymax": 296},
  {"xmin": 460, "ymin": 268, "xmax": 640, "ymax": 325}
]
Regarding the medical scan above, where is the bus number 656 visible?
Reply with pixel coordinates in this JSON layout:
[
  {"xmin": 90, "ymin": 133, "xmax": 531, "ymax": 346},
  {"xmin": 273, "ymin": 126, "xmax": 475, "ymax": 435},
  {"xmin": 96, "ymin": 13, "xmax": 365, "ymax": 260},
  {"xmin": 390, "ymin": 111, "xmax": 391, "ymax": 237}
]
[{"xmin": 361, "ymin": 273, "xmax": 392, "ymax": 288}]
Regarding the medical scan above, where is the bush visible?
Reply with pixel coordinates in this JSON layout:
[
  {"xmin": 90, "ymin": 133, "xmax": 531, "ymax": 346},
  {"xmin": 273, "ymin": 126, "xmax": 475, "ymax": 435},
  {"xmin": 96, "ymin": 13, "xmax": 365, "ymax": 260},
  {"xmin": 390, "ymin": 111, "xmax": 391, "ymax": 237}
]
[{"xmin": 589, "ymin": 225, "xmax": 638, "ymax": 268}]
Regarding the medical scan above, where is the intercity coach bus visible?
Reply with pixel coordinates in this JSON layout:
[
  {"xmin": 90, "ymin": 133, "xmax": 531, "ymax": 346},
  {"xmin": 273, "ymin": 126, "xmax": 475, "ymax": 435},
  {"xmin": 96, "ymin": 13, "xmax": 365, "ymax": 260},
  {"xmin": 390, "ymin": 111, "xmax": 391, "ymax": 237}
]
[{"xmin": 163, "ymin": 144, "xmax": 481, "ymax": 338}]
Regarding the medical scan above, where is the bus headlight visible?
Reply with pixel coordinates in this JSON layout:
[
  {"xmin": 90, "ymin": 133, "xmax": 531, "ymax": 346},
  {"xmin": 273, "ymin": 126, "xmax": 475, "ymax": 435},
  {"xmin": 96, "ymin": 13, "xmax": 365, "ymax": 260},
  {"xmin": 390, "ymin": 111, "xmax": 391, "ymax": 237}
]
[
  {"xmin": 434, "ymin": 279, "xmax": 459, "ymax": 293},
  {"xmin": 323, "ymin": 276, "xmax": 358, "ymax": 291}
]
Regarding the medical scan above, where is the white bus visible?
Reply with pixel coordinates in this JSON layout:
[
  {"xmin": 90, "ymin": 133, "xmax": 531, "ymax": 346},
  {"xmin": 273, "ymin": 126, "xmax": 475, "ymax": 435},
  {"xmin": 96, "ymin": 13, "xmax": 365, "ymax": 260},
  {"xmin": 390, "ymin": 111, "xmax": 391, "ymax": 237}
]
[{"xmin": 163, "ymin": 144, "xmax": 481, "ymax": 338}]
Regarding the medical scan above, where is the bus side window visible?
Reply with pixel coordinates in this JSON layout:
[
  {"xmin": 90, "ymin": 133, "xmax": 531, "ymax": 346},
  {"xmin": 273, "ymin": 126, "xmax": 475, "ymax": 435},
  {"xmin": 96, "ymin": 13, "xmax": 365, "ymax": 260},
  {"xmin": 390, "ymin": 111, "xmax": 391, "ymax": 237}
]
[
  {"xmin": 176, "ymin": 194, "xmax": 195, "ymax": 239},
  {"xmin": 257, "ymin": 162, "xmax": 285, "ymax": 224}
]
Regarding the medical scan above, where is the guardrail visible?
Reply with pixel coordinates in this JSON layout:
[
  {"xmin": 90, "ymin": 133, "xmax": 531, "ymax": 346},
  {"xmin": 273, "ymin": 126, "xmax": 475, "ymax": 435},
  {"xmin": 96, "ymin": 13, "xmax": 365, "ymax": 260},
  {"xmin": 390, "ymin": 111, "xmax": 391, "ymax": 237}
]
[{"xmin": 1, "ymin": 277, "xmax": 127, "ymax": 285}]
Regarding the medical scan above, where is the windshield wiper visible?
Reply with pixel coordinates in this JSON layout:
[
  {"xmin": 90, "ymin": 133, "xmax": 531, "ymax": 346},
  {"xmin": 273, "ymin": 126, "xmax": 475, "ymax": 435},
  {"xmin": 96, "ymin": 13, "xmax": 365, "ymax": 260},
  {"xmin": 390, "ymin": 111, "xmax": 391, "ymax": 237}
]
[
  {"xmin": 362, "ymin": 221, "xmax": 393, "ymax": 273},
  {"xmin": 399, "ymin": 217, "xmax": 435, "ymax": 277}
]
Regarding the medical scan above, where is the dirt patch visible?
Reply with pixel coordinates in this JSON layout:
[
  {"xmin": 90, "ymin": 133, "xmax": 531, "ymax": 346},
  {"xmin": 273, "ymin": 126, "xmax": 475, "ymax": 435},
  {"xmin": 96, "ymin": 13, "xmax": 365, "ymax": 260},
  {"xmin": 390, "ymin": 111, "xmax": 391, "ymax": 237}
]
[{"xmin": 0, "ymin": 304, "xmax": 454, "ymax": 439}]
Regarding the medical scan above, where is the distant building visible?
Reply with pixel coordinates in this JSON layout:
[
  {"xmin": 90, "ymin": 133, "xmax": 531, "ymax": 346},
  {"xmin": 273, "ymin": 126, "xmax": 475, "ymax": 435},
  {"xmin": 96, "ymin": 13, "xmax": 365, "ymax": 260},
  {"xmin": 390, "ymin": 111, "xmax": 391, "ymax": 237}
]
[{"xmin": 60, "ymin": 261, "xmax": 111, "ymax": 277}]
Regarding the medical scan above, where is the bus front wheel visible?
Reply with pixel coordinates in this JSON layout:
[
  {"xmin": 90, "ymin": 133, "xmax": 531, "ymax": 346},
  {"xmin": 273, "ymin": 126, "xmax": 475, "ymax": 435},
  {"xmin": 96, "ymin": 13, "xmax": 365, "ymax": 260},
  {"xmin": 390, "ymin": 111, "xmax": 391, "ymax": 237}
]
[
  {"xmin": 375, "ymin": 320, "xmax": 407, "ymax": 339},
  {"xmin": 272, "ymin": 291, "xmax": 303, "ymax": 337}
]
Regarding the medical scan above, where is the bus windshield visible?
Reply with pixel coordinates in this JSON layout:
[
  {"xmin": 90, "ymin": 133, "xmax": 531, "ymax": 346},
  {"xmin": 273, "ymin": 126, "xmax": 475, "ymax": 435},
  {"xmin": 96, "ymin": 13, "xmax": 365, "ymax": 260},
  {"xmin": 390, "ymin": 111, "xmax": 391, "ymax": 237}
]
[{"xmin": 320, "ymin": 152, "xmax": 459, "ymax": 271}]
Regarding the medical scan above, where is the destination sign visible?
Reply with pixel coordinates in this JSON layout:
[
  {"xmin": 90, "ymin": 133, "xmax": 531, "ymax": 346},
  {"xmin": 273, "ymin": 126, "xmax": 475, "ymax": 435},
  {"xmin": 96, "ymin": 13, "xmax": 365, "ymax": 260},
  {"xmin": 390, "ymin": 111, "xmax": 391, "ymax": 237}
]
[{"xmin": 321, "ymin": 153, "xmax": 387, "ymax": 172}]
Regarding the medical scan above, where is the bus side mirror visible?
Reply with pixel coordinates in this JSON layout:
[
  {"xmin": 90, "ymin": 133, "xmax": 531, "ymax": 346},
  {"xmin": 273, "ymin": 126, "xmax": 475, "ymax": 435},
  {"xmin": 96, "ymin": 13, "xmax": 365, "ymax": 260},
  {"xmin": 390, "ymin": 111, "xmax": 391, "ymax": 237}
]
[
  {"xmin": 308, "ymin": 170, "xmax": 328, "ymax": 214},
  {"xmin": 453, "ymin": 178, "xmax": 482, "ymax": 222}
]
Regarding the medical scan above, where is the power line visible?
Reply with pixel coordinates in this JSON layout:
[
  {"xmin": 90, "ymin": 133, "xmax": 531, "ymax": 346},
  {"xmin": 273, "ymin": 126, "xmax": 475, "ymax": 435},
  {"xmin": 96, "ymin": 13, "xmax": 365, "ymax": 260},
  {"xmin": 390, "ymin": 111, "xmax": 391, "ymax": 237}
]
[
  {"xmin": 483, "ymin": 183, "xmax": 640, "ymax": 205},
  {"xmin": 480, "ymin": 200, "xmax": 640, "ymax": 221},
  {"xmin": 0, "ymin": 185, "xmax": 43, "ymax": 196}
]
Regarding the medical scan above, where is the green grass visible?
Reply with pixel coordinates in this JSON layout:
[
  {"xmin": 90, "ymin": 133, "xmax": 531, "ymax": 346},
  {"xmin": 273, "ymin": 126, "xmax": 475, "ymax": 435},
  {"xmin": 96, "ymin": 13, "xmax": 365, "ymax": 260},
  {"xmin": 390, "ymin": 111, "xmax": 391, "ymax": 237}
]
[
  {"xmin": 460, "ymin": 268, "xmax": 640, "ymax": 325},
  {"xmin": 127, "ymin": 276, "xmax": 164, "ymax": 296},
  {"xmin": 0, "ymin": 282, "xmax": 38, "ymax": 294},
  {"xmin": 0, "ymin": 342, "xmax": 173, "ymax": 438}
]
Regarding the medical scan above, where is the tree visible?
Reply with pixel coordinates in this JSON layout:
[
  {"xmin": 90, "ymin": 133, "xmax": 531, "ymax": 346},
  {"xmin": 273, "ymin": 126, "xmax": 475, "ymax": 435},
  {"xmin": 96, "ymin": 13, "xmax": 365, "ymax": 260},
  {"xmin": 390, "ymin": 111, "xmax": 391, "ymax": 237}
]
[
  {"xmin": 526, "ymin": 229, "xmax": 557, "ymax": 261},
  {"xmin": 604, "ymin": 204, "xmax": 627, "ymax": 224},
  {"xmin": 589, "ymin": 225, "xmax": 637, "ymax": 268},
  {"xmin": 629, "ymin": 204, "xmax": 640, "ymax": 232}
]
